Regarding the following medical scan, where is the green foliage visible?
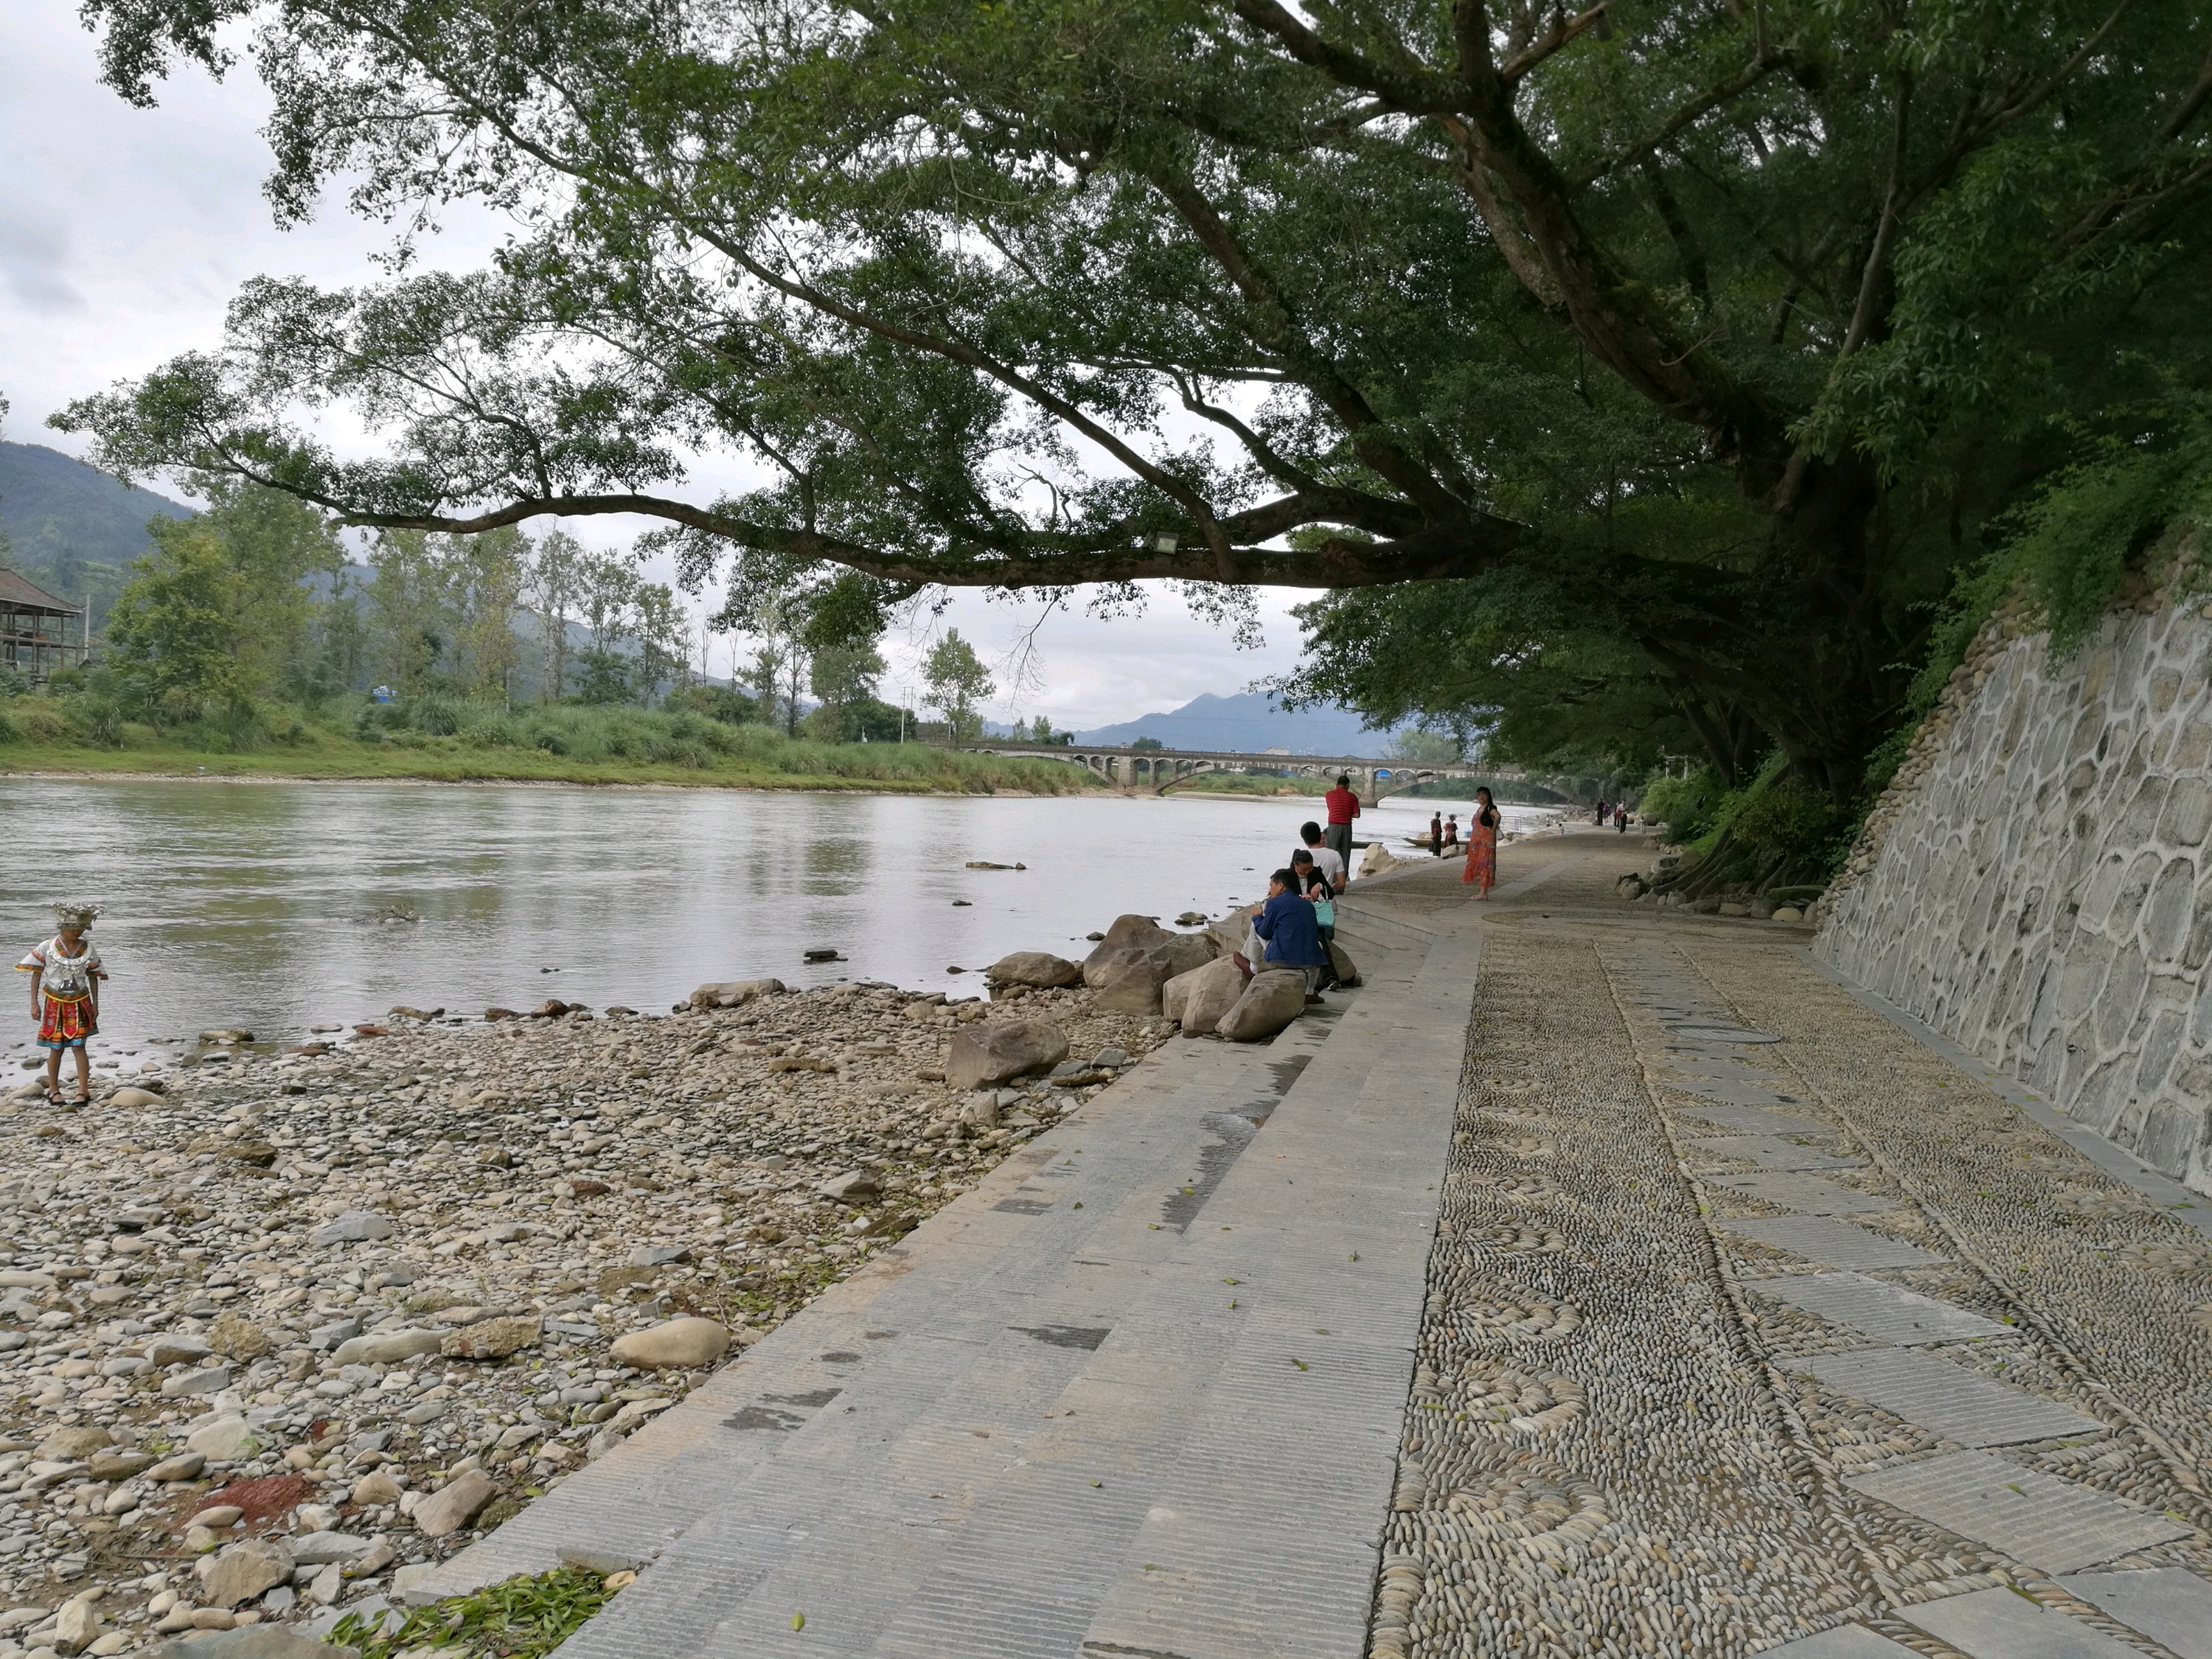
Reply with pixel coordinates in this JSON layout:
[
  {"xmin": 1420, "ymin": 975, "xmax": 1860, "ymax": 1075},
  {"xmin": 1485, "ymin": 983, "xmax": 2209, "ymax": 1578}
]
[
  {"xmin": 105, "ymin": 524, "xmax": 243, "ymax": 711},
  {"xmin": 1289, "ymin": 576, "xmax": 1711, "ymax": 784},
  {"xmin": 0, "ymin": 680, "xmax": 1096, "ymax": 791},
  {"xmin": 1130, "ymin": 736, "xmax": 1164, "ymax": 752},
  {"xmin": 56, "ymin": 0, "xmax": 2212, "ymax": 804},
  {"xmin": 666, "ymin": 683, "xmax": 761, "ymax": 726},
  {"xmin": 332, "ymin": 1567, "xmax": 612, "ymax": 1659},
  {"xmin": 1728, "ymin": 780, "xmax": 1851, "ymax": 876},
  {"xmin": 922, "ymin": 630, "xmax": 993, "ymax": 742},
  {"xmin": 1640, "ymin": 771, "xmax": 1726, "ymax": 844},
  {"xmin": 1385, "ymin": 728, "xmax": 1465, "ymax": 765},
  {"xmin": 1648, "ymin": 757, "xmax": 1852, "ymax": 883}
]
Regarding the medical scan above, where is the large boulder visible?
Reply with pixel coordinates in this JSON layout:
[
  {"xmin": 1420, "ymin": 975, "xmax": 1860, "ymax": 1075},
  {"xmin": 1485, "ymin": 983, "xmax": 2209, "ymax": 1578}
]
[
  {"xmin": 1359, "ymin": 843, "xmax": 1401, "ymax": 877},
  {"xmin": 1147, "ymin": 931, "xmax": 1219, "ymax": 981},
  {"xmin": 1099, "ymin": 914, "xmax": 1175, "ymax": 950},
  {"xmin": 1217, "ymin": 971, "xmax": 1309, "ymax": 1043},
  {"xmin": 1164, "ymin": 956, "xmax": 1248, "ymax": 1036},
  {"xmin": 331, "ymin": 1327, "xmax": 446, "ymax": 1366},
  {"xmin": 1206, "ymin": 917, "xmax": 1253, "ymax": 959},
  {"xmin": 984, "ymin": 952, "xmax": 1082, "ymax": 990},
  {"xmin": 689, "ymin": 978, "xmax": 784, "ymax": 1009},
  {"xmin": 411, "ymin": 1469, "xmax": 495, "ymax": 1539},
  {"xmin": 947, "ymin": 1020, "xmax": 1071, "ymax": 1089},
  {"xmin": 611, "ymin": 1317, "xmax": 731, "ymax": 1370},
  {"xmin": 1086, "ymin": 947, "xmax": 1166, "ymax": 1014},
  {"xmin": 441, "ymin": 1316, "xmax": 540, "ymax": 1360},
  {"xmin": 1082, "ymin": 917, "xmax": 1172, "ymax": 978}
]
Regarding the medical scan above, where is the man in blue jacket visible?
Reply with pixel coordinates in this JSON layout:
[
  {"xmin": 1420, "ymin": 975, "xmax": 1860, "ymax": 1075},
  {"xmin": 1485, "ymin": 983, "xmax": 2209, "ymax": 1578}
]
[{"xmin": 1251, "ymin": 867, "xmax": 1330, "ymax": 1003}]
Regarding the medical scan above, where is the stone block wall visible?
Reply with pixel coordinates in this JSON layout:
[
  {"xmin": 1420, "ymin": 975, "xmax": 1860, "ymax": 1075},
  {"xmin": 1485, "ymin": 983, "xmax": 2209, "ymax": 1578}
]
[{"xmin": 1816, "ymin": 596, "xmax": 2212, "ymax": 1191}]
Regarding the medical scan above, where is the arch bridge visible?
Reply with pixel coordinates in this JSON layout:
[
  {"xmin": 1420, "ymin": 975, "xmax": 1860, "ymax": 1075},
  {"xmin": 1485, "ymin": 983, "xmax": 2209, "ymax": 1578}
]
[{"xmin": 958, "ymin": 742, "xmax": 1561, "ymax": 803}]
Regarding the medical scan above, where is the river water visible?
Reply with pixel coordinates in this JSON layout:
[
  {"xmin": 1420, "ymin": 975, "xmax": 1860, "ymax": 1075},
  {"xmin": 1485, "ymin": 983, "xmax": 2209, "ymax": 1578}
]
[{"xmin": 0, "ymin": 779, "xmax": 1558, "ymax": 1062}]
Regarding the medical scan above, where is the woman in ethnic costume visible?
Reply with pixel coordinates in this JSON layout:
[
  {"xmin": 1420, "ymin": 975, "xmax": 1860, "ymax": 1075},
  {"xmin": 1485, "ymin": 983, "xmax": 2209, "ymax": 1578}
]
[
  {"xmin": 1461, "ymin": 789, "xmax": 1501, "ymax": 898},
  {"xmin": 18, "ymin": 903, "xmax": 104, "ymax": 1106}
]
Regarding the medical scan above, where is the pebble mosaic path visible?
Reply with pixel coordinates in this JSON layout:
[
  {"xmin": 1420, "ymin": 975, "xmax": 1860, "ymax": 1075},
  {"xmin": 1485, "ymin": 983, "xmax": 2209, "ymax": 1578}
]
[
  {"xmin": 417, "ymin": 829, "xmax": 2212, "ymax": 1658},
  {"xmin": 1360, "ymin": 833, "xmax": 2212, "ymax": 1659}
]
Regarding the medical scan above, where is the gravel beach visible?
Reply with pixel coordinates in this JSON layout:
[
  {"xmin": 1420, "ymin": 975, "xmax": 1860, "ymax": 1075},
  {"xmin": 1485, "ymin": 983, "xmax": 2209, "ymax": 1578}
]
[{"xmin": 0, "ymin": 973, "xmax": 1167, "ymax": 1653}]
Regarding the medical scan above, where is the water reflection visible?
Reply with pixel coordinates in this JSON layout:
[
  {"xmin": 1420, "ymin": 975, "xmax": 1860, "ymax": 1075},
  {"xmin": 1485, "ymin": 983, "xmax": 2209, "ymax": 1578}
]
[{"xmin": 0, "ymin": 778, "xmax": 1554, "ymax": 1059}]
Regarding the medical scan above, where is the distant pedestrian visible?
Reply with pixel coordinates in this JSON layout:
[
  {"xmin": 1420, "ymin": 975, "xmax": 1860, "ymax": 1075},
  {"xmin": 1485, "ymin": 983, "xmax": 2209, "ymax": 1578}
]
[
  {"xmin": 18, "ymin": 902, "xmax": 105, "ymax": 1107},
  {"xmin": 1445, "ymin": 814, "xmax": 1459, "ymax": 850},
  {"xmin": 1299, "ymin": 821, "xmax": 1346, "ymax": 892},
  {"xmin": 1322, "ymin": 774, "xmax": 1360, "ymax": 872},
  {"xmin": 1251, "ymin": 869, "xmax": 1330, "ymax": 1002},
  {"xmin": 1595, "ymin": 800, "xmax": 1608, "ymax": 826},
  {"xmin": 1463, "ymin": 789, "xmax": 1501, "ymax": 898},
  {"xmin": 1615, "ymin": 804, "xmax": 1628, "ymax": 832},
  {"xmin": 1429, "ymin": 813, "xmax": 1444, "ymax": 858}
]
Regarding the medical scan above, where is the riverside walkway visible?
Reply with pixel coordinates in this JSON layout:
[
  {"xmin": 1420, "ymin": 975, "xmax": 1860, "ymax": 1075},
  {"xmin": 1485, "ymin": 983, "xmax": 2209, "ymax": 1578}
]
[{"xmin": 414, "ymin": 830, "xmax": 2212, "ymax": 1658}]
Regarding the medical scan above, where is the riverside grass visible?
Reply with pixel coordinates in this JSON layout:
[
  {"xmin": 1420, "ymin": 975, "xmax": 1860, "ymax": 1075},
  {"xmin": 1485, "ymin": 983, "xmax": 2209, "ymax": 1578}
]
[{"xmin": 0, "ymin": 691, "xmax": 1102, "ymax": 794}]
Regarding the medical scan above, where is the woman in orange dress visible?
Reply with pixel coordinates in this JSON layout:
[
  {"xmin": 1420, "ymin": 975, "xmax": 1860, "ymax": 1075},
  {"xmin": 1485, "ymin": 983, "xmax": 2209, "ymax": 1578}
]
[{"xmin": 1461, "ymin": 788, "xmax": 1500, "ymax": 897}]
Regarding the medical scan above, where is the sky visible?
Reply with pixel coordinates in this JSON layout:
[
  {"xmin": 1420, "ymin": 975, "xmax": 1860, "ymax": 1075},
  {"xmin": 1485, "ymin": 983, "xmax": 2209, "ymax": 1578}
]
[{"xmin": 0, "ymin": 0, "xmax": 1321, "ymax": 728}]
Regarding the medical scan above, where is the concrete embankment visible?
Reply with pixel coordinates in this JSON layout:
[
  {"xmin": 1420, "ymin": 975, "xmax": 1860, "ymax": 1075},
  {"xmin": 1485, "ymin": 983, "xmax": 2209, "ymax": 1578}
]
[{"xmin": 1818, "ymin": 590, "xmax": 2212, "ymax": 1192}]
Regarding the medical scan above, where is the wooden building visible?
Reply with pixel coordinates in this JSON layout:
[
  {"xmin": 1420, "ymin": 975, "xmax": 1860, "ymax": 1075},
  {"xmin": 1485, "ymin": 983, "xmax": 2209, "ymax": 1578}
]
[{"xmin": 0, "ymin": 568, "xmax": 90, "ymax": 682}]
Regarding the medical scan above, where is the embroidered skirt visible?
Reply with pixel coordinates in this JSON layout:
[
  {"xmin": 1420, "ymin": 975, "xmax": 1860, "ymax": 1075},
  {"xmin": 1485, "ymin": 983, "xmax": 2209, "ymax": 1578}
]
[{"xmin": 38, "ymin": 993, "xmax": 96, "ymax": 1048}]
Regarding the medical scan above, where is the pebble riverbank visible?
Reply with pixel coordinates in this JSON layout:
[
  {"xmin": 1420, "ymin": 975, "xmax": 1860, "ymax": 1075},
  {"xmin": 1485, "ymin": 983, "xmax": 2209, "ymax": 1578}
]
[{"xmin": 0, "ymin": 977, "xmax": 1167, "ymax": 1655}]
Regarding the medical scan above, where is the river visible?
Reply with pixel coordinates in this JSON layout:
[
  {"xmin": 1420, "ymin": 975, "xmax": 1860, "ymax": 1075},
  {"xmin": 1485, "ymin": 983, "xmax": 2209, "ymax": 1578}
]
[{"xmin": 0, "ymin": 778, "xmax": 1559, "ymax": 1065}]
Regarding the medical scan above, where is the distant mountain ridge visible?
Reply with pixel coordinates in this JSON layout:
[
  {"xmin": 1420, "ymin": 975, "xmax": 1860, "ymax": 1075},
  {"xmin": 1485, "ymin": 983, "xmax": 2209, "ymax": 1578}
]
[
  {"xmin": 1069, "ymin": 690, "xmax": 1392, "ymax": 754},
  {"xmin": 0, "ymin": 442, "xmax": 195, "ymax": 629}
]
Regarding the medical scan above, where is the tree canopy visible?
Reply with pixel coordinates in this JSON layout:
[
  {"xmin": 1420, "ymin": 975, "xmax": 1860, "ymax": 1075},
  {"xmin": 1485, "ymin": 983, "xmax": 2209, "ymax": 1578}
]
[{"xmin": 57, "ymin": 0, "xmax": 2212, "ymax": 793}]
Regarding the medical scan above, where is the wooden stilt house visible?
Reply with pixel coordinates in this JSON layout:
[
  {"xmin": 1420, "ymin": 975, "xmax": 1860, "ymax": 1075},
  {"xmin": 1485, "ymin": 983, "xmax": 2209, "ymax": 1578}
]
[{"xmin": 0, "ymin": 568, "xmax": 91, "ymax": 683}]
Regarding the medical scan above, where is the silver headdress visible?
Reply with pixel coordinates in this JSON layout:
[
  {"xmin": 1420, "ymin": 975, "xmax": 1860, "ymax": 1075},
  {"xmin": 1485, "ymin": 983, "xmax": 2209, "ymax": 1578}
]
[{"xmin": 50, "ymin": 902, "xmax": 99, "ymax": 930}]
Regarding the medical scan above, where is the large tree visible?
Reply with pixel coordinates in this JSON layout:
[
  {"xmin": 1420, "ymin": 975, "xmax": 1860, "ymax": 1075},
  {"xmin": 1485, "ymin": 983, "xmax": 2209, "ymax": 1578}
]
[{"xmin": 58, "ymin": 0, "xmax": 2212, "ymax": 793}]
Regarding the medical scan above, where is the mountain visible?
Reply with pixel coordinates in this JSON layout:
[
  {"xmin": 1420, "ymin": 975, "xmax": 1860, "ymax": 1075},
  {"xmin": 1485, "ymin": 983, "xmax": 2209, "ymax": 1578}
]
[
  {"xmin": 1070, "ymin": 690, "xmax": 1394, "ymax": 755},
  {"xmin": 0, "ymin": 442, "xmax": 196, "ymax": 630}
]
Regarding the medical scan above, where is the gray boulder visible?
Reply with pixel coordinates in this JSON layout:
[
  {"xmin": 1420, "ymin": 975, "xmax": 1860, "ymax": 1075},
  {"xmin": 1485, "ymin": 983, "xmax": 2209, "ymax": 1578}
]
[
  {"xmin": 411, "ymin": 1469, "xmax": 495, "ymax": 1539},
  {"xmin": 330, "ymin": 1328, "xmax": 446, "ymax": 1366},
  {"xmin": 1163, "ymin": 956, "xmax": 1248, "ymax": 1036},
  {"xmin": 1217, "ymin": 970, "xmax": 1309, "ymax": 1043},
  {"xmin": 984, "ymin": 952, "xmax": 1082, "ymax": 989},
  {"xmin": 195, "ymin": 1537, "xmax": 294, "ymax": 1607},
  {"xmin": 309, "ymin": 1211, "xmax": 392, "ymax": 1246},
  {"xmin": 1147, "ymin": 931, "xmax": 1219, "ymax": 981},
  {"xmin": 1085, "ymin": 947, "xmax": 1166, "ymax": 1015},
  {"xmin": 688, "ymin": 978, "xmax": 784, "ymax": 1009},
  {"xmin": 1098, "ymin": 914, "xmax": 1174, "ymax": 950},
  {"xmin": 289, "ymin": 1531, "xmax": 381, "ymax": 1567},
  {"xmin": 946, "ymin": 1020, "xmax": 1071, "ymax": 1089}
]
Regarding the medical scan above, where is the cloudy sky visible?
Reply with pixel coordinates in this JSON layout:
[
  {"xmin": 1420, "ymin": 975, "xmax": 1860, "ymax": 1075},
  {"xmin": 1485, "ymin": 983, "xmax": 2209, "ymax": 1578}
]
[{"xmin": 0, "ymin": 0, "xmax": 1322, "ymax": 728}]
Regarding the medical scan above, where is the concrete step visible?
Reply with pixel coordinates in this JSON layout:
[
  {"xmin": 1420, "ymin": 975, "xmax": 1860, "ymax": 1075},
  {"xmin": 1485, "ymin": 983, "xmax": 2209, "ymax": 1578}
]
[{"xmin": 411, "ymin": 908, "xmax": 1475, "ymax": 1658}]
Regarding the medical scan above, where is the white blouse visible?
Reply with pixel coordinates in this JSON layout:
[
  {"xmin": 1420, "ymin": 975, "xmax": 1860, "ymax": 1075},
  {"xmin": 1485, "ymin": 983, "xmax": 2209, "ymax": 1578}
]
[{"xmin": 17, "ymin": 937, "xmax": 101, "ymax": 999}]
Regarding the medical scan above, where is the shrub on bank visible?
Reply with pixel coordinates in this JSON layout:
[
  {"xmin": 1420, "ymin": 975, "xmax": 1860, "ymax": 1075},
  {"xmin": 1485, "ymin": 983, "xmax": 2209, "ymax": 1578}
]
[{"xmin": 0, "ymin": 683, "xmax": 1099, "ymax": 793}]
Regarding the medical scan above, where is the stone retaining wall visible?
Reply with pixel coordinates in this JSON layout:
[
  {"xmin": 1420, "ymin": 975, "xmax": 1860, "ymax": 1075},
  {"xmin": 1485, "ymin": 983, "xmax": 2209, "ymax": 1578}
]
[{"xmin": 1816, "ymin": 589, "xmax": 2212, "ymax": 1192}]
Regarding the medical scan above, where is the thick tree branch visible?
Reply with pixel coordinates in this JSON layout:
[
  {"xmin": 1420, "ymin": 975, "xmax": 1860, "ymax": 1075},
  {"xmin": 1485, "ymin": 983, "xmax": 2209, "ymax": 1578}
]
[
  {"xmin": 1142, "ymin": 165, "xmax": 1474, "ymax": 520},
  {"xmin": 1228, "ymin": 0, "xmax": 1468, "ymax": 114},
  {"xmin": 1500, "ymin": 1, "xmax": 1610, "ymax": 84},
  {"xmin": 1566, "ymin": 51, "xmax": 1792, "ymax": 189}
]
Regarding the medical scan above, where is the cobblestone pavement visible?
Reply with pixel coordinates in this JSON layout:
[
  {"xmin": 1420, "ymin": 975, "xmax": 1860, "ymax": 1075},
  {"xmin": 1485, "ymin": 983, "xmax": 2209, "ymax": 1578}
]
[{"xmin": 1360, "ymin": 831, "xmax": 2212, "ymax": 1659}]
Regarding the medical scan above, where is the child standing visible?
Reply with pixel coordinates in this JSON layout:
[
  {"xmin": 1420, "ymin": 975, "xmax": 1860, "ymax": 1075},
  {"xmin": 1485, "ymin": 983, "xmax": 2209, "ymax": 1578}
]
[{"xmin": 18, "ymin": 903, "xmax": 105, "ymax": 1106}]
